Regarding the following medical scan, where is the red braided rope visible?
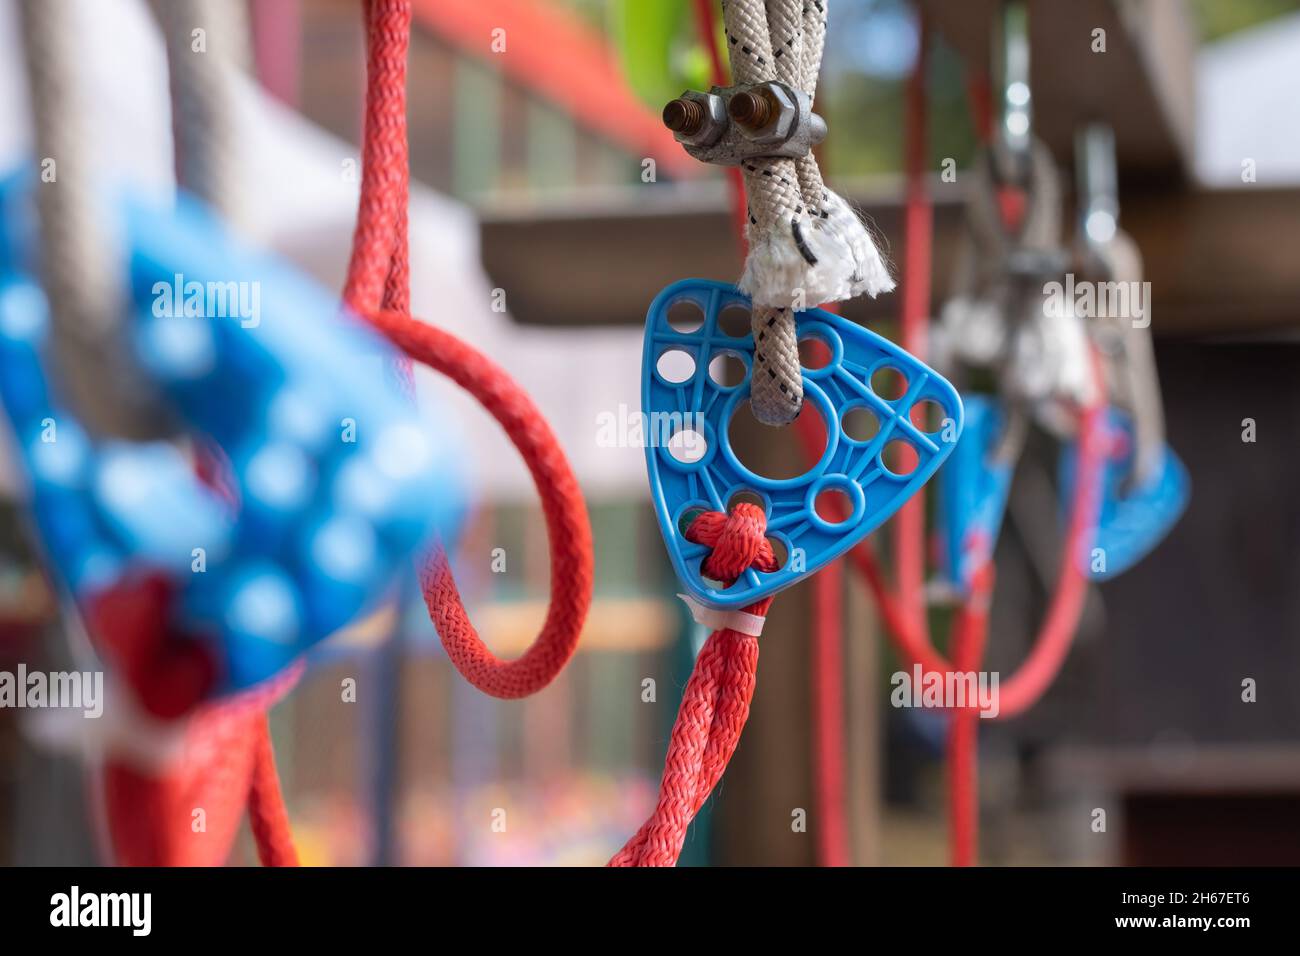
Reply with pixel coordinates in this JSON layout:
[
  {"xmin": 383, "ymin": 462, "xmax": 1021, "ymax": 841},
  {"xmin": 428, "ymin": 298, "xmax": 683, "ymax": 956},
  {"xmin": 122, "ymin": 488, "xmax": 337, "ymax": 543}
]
[
  {"xmin": 221, "ymin": 0, "xmax": 590, "ymax": 867},
  {"xmin": 101, "ymin": 663, "xmax": 301, "ymax": 866},
  {"xmin": 894, "ymin": 16, "xmax": 932, "ymax": 639},
  {"xmin": 228, "ymin": 0, "xmax": 420, "ymax": 867},
  {"xmin": 247, "ymin": 719, "xmax": 300, "ymax": 866},
  {"xmin": 344, "ymin": 0, "xmax": 411, "ymax": 318},
  {"xmin": 345, "ymin": 0, "xmax": 592, "ymax": 699},
  {"xmin": 609, "ymin": 503, "xmax": 776, "ymax": 867},
  {"xmin": 946, "ymin": 563, "xmax": 992, "ymax": 867},
  {"xmin": 366, "ymin": 309, "xmax": 593, "ymax": 699}
]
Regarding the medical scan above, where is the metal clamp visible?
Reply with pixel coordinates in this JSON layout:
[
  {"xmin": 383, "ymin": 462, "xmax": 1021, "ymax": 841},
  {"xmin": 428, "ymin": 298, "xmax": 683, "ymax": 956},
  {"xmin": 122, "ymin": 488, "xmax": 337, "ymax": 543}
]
[
  {"xmin": 992, "ymin": 0, "xmax": 1033, "ymax": 185},
  {"xmin": 661, "ymin": 82, "xmax": 827, "ymax": 166}
]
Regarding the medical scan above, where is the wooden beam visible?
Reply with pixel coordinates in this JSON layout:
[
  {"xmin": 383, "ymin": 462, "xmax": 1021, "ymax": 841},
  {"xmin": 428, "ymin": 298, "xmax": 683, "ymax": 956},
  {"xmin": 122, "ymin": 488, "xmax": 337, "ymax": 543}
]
[
  {"xmin": 480, "ymin": 183, "xmax": 1300, "ymax": 337},
  {"xmin": 918, "ymin": 0, "xmax": 1197, "ymax": 179}
]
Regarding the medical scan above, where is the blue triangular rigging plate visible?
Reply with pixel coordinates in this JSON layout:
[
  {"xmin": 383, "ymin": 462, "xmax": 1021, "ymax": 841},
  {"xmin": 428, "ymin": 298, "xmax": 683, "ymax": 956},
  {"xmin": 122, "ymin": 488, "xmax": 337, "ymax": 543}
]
[
  {"xmin": 643, "ymin": 279, "xmax": 964, "ymax": 610},
  {"xmin": 938, "ymin": 393, "xmax": 1014, "ymax": 593},
  {"xmin": 1061, "ymin": 408, "xmax": 1189, "ymax": 580}
]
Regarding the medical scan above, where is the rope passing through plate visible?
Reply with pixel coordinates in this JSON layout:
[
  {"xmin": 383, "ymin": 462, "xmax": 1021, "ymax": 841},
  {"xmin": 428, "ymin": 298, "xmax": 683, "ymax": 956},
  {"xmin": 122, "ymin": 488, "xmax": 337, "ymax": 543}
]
[
  {"xmin": 661, "ymin": 0, "xmax": 895, "ymax": 428},
  {"xmin": 610, "ymin": 501, "xmax": 776, "ymax": 867}
]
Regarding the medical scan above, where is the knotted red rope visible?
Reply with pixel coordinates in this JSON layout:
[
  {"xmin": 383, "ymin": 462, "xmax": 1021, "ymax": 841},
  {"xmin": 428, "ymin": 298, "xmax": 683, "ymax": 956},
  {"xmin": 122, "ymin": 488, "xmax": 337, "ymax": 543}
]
[{"xmin": 609, "ymin": 503, "xmax": 777, "ymax": 867}]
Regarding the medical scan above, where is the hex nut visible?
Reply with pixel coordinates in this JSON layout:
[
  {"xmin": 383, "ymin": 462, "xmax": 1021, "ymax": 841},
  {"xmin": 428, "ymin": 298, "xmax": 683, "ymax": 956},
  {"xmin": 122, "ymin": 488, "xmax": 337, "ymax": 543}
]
[
  {"xmin": 669, "ymin": 90, "xmax": 728, "ymax": 148},
  {"xmin": 732, "ymin": 82, "xmax": 798, "ymax": 146}
]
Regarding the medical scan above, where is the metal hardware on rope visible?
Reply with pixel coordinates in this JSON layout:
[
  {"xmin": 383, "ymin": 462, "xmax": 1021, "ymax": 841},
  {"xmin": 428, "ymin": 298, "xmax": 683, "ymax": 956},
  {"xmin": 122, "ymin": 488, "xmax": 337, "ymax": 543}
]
[
  {"xmin": 934, "ymin": 5, "xmax": 1092, "ymax": 427},
  {"xmin": 1072, "ymin": 123, "xmax": 1167, "ymax": 487},
  {"xmin": 662, "ymin": 81, "xmax": 828, "ymax": 165},
  {"xmin": 1075, "ymin": 123, "xmax": 1119, "ymax": 256},
  {"xmin": 691, "ymin": 0, "xmax": 896, "ymax": 428},
  {"xmin": 992, "ymin": 0, "xmax": 1032, "ymax": 185}
]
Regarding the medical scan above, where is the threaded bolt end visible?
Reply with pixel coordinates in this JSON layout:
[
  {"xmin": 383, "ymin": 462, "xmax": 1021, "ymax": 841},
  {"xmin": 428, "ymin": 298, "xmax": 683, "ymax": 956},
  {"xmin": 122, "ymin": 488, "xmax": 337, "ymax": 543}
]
[
  {"xmin": 663, "ymin": 98, "xmax": 705, "ymax": 135},
  {"xmin": 728, "ymin": 90, "xmax": 774, "ymax": 129}
]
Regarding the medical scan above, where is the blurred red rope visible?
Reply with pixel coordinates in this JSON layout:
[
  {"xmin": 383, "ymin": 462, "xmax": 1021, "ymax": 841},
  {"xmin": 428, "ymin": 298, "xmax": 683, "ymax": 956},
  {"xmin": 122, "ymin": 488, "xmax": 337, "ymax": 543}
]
[
  {"xmin": 692, "ymin": 1, "xmax": 1108, "ymax": 868},
  {"xmin": 894, "ymin": 16, "xmax": 933, "ymax": 640}
]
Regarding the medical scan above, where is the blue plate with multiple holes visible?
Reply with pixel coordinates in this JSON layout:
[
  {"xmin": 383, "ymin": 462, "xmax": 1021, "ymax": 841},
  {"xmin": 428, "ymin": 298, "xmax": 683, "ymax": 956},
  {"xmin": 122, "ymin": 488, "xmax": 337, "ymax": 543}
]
[
  {"xmin": 1061, "ymin": 408, "xmax": 1188, "ymax": 581},
  {"xmin": 0, "ymin": 169, "xmax": 463, "ymax": 692},
  {"xmin": 643, "ymin": 279, "xmax": 963, "ymax": 610},
  {"xmin": 939, "ymin": 393, "xmax": 1014, "ymax": 593}
]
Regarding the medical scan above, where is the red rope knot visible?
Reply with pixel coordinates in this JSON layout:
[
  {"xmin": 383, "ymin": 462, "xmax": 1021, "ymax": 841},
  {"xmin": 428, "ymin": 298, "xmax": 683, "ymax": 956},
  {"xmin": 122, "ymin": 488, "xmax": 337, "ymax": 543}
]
[{"xmin": 684, "ymin": 502, "xmax": 779, "ymax": 588}]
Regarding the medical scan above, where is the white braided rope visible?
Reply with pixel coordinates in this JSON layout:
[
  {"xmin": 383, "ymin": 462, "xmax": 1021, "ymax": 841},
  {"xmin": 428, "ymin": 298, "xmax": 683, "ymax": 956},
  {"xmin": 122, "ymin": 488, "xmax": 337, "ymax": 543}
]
[
  {"xmin": 722, "ymin": 0, "xmax": 894, "ymax": 425},
  {"xmin": 17, "ymin": 0, "xmax": 165, "ymax": 439},
  {"xmin": 150, "ymin": 0, "xmax": 251, "ymax": 229}
]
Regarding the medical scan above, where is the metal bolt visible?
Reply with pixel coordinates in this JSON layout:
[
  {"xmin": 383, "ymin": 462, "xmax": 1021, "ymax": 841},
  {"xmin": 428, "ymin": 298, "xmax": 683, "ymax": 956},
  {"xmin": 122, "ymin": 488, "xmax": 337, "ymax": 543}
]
[
  {"xmin": 663, "ymin": 98, "xmax": 705, "ymax": 135},
  {"xmin": 728, "ymin": 89, "xmax": 775, "ymax": 129}
]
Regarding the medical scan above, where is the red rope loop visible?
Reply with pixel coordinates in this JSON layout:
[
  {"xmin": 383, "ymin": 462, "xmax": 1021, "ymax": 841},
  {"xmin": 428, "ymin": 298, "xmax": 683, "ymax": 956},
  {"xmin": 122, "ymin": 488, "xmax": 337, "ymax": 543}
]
[
  {"xmin": 609, "ymin": 503, "xmax": 775, "ymax": 867},
  {"xmin": 366, "ymin": 309, "xmax": 594, "ymax": 700},
  {"xmin": 344, "ymin": 2, "xmax": 591, "ymax": 702}
]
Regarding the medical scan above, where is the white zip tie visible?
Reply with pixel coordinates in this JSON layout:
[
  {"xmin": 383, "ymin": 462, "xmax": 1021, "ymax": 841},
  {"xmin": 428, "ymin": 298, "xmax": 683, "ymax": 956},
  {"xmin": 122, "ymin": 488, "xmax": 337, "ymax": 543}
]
[{"xmin": 677, "ymin": 593, "xmax": 767, "ymax": 637}]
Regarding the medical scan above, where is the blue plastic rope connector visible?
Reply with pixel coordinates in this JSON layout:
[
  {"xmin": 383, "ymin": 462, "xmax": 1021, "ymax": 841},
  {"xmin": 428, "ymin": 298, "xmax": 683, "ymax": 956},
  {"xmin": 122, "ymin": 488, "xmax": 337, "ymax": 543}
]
[
  {"xmin": 0, "ymin": 170, "xmax": 464, "ymax": 693},
  {"xmin": 938, "ymin": 393, "xmax": 1014, "ymax": 594},
  {"xmin": 643, "ymin": 279, "xmax": 963, "ymax": 610},
  {"xmin": 1061, "ymin": 408, "xmax": 1189, "ymax": 580}
]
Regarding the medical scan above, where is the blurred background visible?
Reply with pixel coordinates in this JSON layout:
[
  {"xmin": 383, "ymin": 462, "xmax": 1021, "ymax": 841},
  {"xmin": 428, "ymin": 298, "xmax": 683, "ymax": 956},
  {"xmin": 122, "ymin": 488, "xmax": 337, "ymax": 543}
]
[{"xmin": 1, "ymin": 0, "xmax": 1298, "ymax": 866}]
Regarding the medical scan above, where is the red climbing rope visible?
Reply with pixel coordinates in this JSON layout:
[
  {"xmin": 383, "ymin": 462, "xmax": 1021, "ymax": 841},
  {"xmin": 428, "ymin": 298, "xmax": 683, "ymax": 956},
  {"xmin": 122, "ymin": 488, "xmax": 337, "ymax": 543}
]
[
  {"xmin": 248, "ymin": 718, "xmax": 300, "ymax": 866},
  {"xmin": 228, "ymin": 0, "xmax": 590, "ymax": 864},
  {"xmin": 212, "ymin": 0, "xmax": 418, "ymax": 867},
  {"xmin": 946, "ymin": 563, "xmax": 991, "ymax": 867},
  {"xmin": 347, "ymin": 0, "xmax": 592, "ymax": 701},
  {"xmin": 894, "ymin": 16, "xmax": 933, "ymax": 639},
  {"xmin": 847, "ymin": 379, "xmax": 1106, "ymax": 721},
  {"xmin": 345, "ymin": 0, "xmax": 411, "ymax": 319},
  {"xmin": 790, "ymin": 380, "xmax": 850, "ymax": 867},
  {"xmin": 609, "ymin": 503, "xmax": 776, "ymax": 866},
  {"xmin": 810, "ymin": 556, "xmax": 850, "ymax": 866},
  {"xmin": 366, "ymin": 309, "xmax": 594, "ymax": 698}
]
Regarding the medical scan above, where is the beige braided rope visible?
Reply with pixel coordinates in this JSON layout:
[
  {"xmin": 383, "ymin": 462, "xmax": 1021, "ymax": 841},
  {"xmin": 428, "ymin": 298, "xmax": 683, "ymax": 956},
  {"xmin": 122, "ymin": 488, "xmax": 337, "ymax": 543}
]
[
  {"xmin": 150, "ymin": 0, "xmax": 251, "ymax": 230},
  {"xmin": 720, "ymin": 0, "xmax": 894, "ymax": 426},
  {"xmin": 17, "ymin": 0, "xmax": 168, "ymax": 439}
]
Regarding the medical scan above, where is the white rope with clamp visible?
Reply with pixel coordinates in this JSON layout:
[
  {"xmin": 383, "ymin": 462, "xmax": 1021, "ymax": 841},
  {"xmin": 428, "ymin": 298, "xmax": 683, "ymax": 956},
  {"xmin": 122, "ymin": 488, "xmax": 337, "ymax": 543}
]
[
  {"xmin": 1074, "ymin": 124, "xmax": 1165, "ymax": 486},
  {"xmin": 664, "ymin": 0, "xmax": 894, "ymax": 426}
]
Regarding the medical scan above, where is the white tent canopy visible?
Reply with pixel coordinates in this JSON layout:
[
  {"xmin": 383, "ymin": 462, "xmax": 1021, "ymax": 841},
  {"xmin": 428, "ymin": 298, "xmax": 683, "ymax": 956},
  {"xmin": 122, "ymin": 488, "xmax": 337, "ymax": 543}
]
[{"xmin": 1196, "ymin": 12, "xmax": 1300, "ymax": 186}]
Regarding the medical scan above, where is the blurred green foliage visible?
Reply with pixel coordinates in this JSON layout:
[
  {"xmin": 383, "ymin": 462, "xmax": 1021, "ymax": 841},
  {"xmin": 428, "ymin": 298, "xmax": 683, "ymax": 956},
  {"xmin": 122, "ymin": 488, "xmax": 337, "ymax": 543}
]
[
  {"xmin": 610, "ymin": 0, "xmax": 712, "ymax": 110},
  {"xmin": 1191, "ymin": 0, "xmax": 1300, "ymax": 40}
]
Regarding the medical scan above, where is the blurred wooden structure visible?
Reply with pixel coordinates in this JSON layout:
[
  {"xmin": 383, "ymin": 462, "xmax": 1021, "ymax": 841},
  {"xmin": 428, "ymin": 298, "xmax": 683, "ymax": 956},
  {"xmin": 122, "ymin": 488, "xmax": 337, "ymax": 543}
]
[
  {"xmin": 919, "ymin": 0, "xmax": 1197, "ymax": 180},
  {"xmin": 482, "ymin": 184, "xmax": 1300, "ymax": 338}
]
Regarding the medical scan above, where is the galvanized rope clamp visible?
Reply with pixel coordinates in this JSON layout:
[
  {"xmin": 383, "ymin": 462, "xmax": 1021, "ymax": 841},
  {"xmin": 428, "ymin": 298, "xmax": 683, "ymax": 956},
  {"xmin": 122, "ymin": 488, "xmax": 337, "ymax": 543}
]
[{"xmin": 661, "ymin": 81, "xmax": 827, "ymax": 166}]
